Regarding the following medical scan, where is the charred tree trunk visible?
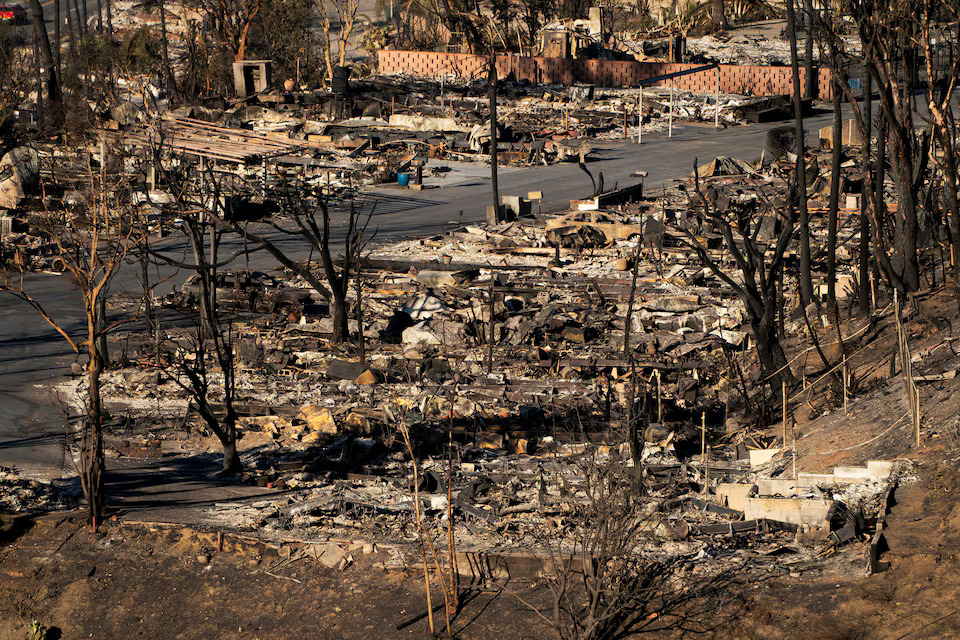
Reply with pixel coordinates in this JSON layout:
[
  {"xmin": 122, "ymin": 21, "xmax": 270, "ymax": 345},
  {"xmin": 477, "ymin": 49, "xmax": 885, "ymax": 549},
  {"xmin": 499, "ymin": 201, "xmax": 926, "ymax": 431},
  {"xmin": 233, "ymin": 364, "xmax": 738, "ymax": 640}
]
[
  {"xmin": 710, "ymin": 0, "xmax": 727, "ymax": 32},
  {"xmin": 317, "ymin": 197, "xmax": 354, "ymax": 346},
  {"xmin": 627, "ymin": 365, "xmax": 642, "ymax": 468},
  {"xmin": 355, "ymin": 274, "xmax": 365, "ymax": 366},
  {"xmin": 943, "ymin": 148, "xmax": 960, "ymax": 308},
  {"xmin": 219, "ymin": 422, "xmax": 241, "ymax": 473},
  {"xmin": 54, "ymin": 0, "xmax": 61, "ymax": 77},
  {"xmin": 71, "ymin": 0, "xmax": 84, "ymax": 37},
  {"xmin": 27, "ymin": 0, "xmax": 61, "ymax": 106},
  {"xmin": 826, "ymin": 78, "xmax": 842, "ymax": 307},
  {"xmin": 83, "ymin": 308, "xmax": 106, "ymax": 528},
  {"xmin": 859, "ymin": 69, "xmax": 872, "ymax": 316},
  {"xmin": 868, "ymin": 19, "xmax": 926, "ymax": 296},
  {"xmin": 331, "ymin": 288, "xmax": 349, "ymax": 344},
  {"xmin": 186, "ymin": 222, "xmax": 217, "ymax": 338},
  {"xmin": 196, "ymin": 400, "xmax": 241, "ymax": 474},
  {"xmin": 159, "ymin": 0, "xmax": 175, "ymax": 101},
  {"xmin": 65, "ymin": 0, "xmax": 76, "ymax": 51},
  {"xmin": 95, "ymin": 288, "xmax": 109, "ymax": 368},
  {"xmin": 803, "ymin": 0, "xmax": 815, "ymax": 99},
  {"xmin": 870, "ymin": 115, "xmax": 894, "ymax": 295},
  {"xmin": 787, "ymin": 0, "xmax": 813, "ymax": 307},
  {"xmin": 888, "ymin": 124, "xmax": 926, "ymax": 294},
  {"xmin": 752, "ymin": 305, "xmax": 793, "ymax": 389},
  {"xmin": 623, "ymin": 254, "xmax": 639, "ymax": 358}
]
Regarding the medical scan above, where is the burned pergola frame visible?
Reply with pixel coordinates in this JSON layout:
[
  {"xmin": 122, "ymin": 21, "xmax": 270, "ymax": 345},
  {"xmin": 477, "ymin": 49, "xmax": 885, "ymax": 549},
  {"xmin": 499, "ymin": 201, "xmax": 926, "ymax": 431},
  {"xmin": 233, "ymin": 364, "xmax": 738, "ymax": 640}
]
[{"xmin": 119, "ymin": 115, "xmax": 310, "ymax": 164}]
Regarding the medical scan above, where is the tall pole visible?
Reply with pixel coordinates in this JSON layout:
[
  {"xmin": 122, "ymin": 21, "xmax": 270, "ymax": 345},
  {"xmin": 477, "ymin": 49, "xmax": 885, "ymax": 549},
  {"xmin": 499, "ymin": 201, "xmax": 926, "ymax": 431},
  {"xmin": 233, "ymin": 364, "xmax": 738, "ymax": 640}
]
[
  {"xmin": 34, "ymin": 36, "xmax": 42, "ymax": 123},
  {"xmin": 488, "ymin": 48, "xmax": 500, "ymax": 224},
  {"xmin": 859, "ymin": 68, "xmax": 873, "ymax": 316},
  {"xmin": 787, "ymin": 0, "xmax": 813, "ymax": 306},
  {"xmin": 71, "ymin": 0, "xmax": 83, "ymax": 38},
  {"xmin": 803, "ymin": 0, "xmax": 815, "ymax": 99},
  {"xmin": 27, "ymin": 0, "xmax": 60, "ymax": 106},
  {"xmin": 158, "ymin": 0, "xmax": 173, "ymax": 100},
  {"xmin": 54, "ymin": 0, "xmax": 61, "ymax": 78}
]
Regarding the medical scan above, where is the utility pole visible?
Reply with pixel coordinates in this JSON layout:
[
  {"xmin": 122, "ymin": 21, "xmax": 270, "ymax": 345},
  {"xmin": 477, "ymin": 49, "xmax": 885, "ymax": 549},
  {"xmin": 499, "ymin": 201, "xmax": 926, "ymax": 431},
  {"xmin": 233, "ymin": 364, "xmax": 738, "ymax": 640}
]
[{"xmin": 487, "ymin": 48, "xmax": 500, "ymax": 225}]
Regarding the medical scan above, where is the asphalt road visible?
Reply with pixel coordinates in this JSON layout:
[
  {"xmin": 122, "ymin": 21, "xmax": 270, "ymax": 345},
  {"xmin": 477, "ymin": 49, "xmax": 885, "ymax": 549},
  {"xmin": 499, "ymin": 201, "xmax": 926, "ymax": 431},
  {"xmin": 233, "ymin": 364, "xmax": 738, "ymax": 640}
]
[
  {"xmin": 37, "ymin": 0, "xmax": 88, "ymax": 36},
  {"xmin": 0, "ymin": 111, "xmax": 839, "ymax": 477}
]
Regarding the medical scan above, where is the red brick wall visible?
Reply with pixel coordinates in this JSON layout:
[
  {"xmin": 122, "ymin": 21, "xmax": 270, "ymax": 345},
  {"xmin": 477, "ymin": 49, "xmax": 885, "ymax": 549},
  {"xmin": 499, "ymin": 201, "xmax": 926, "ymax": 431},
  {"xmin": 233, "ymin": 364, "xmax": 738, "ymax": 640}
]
[{"xmin": 377, "ymin": 50, "xmax": 834, "ymax": 99}]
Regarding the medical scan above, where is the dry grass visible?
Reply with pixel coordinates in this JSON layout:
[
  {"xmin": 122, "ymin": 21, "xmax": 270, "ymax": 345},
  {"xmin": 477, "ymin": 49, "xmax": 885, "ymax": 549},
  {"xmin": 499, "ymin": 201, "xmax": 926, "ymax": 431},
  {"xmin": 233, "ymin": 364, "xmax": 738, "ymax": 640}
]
[
  {"xmin": 857, "ymin": 577, "xmax": 898, "ymax": 604},
  {"xmin": 809, "ymin": 614, "xmax": 871, "ymax": 640}
]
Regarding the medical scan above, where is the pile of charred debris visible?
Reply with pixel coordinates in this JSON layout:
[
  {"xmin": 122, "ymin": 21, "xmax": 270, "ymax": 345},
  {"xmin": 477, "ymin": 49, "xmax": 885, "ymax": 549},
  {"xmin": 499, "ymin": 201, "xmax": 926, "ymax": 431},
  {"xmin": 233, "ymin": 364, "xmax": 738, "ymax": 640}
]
[
  {"xmin": 37, "ymin": 129, "xmax": 909, "ymax": 580},
  {"xmin": 3, "ymin": 75, "xmax": 800, "ymax": 274},
  {"xmin": 0, "ymin": 467, "xmax": 74, "ymax": 515}
]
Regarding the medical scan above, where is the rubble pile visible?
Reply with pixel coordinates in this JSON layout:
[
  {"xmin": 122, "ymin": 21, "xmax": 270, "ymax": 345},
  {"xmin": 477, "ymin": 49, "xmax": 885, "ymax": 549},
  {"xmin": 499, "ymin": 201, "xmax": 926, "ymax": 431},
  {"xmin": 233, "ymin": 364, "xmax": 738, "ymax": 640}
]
[
  {"xmin": 31, "ymin": 137, "xmax": 905, "ymax": 580},
  {"xmin": 2, "ymin": 74, "xmax": 784, "ymax": 273},
  {"xmin": 0, "ymin": 467, "xmax": 71, "ymax": 514},
  {"xmin": 190, "ymin": 441, "xmax": 908, "ymax": 581},
  {"xmin": 59, "ymin": 196, "xmax": 753, "ymax": 439},
  {"xmin": 685, "ymin": 32, "xmax": 863, "ymax": 67}
]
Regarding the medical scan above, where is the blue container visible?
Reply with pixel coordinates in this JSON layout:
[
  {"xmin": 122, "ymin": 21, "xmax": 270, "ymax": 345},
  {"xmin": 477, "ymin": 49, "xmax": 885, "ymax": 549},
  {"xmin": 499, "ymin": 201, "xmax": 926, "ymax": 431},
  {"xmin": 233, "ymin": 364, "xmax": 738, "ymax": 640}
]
[{"xmin": 397, "ymin": 172, "xmax": 410, "ymax": 186}]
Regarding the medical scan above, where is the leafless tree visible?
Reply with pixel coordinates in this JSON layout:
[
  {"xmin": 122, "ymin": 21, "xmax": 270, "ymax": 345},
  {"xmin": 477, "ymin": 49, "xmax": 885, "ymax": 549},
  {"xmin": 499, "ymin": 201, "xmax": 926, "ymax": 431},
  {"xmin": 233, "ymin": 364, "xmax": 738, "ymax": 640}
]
[
  {"xmin": 523, "ymin": 447, "xmax": 741, "ymax": 640},
  {"xmin": 0, "ymin": 24, "xmax": 34, "ymax": 158},
  {"xmin": 710, "ymin": 0, "xmax": 728, "ymax": 32},
  {"xmin": 318, "ymin": 0, "xmax": 360, "ymax": 82},
  {"xmin": 218, "ymin": 179, "xmax": 375, "ymax": 345},
  {"xmin": 677, "ymin": 159, "xmax": 797, "ymax": 397},
  {"xmin": 786, "ymin": 0, "xmax": 813, "ymax": 307},
  {"xmin": 802, "ymin": 0, "xmax": 816, "ymax": 99},
  {"xmin": 819, "ymin": 0, "xmax": 931, "ymax": 297},
  {"xmin": 1, "ymin": 151, "xmax": 146, "ymax": 528},
  {"xmin": 26, "ymin": 0, "xmax": 62, "ymax": 113},
  {"xmin": 199, "ymin": 0, "xmax": 263, "ymax": 61},
  {"xmin": 137, "ymin": 152, "xmax": 261, "ymax": 473},
  {"xmin": 919, "ymin": 1, "xmax": 960, "ymax": 309},
  {"xmin": 161, "ymin": 317, "xmax": 243, "ymax": 474},
  {"xmin": 395, "ymin": 410, "xmax": 459, "ymax": 637},
  {"xmin": 144, "ymin": 224, "xmax": 248, "ymax": 474},
  {"xmin": 814, "ymin": 8, "xmax": 844, "ymax": 312},
  {"xmin": 858, "ymin": 64, "xmax": 873, "ymax": 317}
]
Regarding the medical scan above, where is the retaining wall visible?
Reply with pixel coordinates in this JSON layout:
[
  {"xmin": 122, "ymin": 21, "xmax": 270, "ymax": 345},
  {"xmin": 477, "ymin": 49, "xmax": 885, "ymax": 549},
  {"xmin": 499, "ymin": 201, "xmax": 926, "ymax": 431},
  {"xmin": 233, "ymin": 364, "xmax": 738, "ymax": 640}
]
[{"xmin": 377, "ymin": 50, "xmax": 833, "ymax": 98}]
